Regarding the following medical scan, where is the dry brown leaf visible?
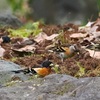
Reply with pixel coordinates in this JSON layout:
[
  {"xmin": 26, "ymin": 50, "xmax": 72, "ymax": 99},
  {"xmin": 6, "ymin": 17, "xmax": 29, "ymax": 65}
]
[
  {"xmin": 91, "ymin": 18, "xmax": 100, "ymax": 28},
  {"xmin": 83, "ymin": 36, "xmax": 94, "ymax": 42},
  {"xmin": 78, "ymin": 19, "xmax": 100, "ymax": 42},
  {"xmin": 12, "ymin": 44, "xmax": 36, "ymax": 53},
  {"xmin": 45, "ymin": 44, "xmax": 55, "ymax": 50},
  {"xmin": 89, "ymin": 18, "xmax": 100, "ymax": 33},
  {"xmin": 92, "ymin": 31, "xmax": 100, "ymax": 38},
  {"xmin": 79, "ymin": 26, "xmax": 90, "ymax": 33},
  {"xmin": 0, "ymin": 46, "xmax": 5, "ymax": 57},
  {"xmin": 46, "ymin": 34, "xmax": 59, "ymax": 40},
  {"xmin": 90, "ymin": 26, "xmax": 98, "ymax": 33},
  {"xmin": 86, "ymin": 21, "xmax": 94, "ymax": 27},
  {"xmin": 86, "ymin": 49, "xmax": 100, "ymax": 59},
  {"xmin": 79, "ymin": 20, "xmax": 98, "ymax": 34},
  {"xmin": 34, "ymin": 32, "xmax": 59, "ymax": 43},
  {"xmin": 78, "ymin": 21, "xmax": 94, "ymax": 32},
  {"xmin": 70, "ymin": 33, "xmax": 88, "ymax": 38}
]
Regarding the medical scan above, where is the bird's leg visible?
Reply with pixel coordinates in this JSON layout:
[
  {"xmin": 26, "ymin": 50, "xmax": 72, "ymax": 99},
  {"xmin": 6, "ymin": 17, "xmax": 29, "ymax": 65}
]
[
  {"xmin": 61, "ymin": 58, "xmax": 64, "ymax": 63},
  {"xmin": 28, "ymin": 66, "xmax": 33, "ymax": 72},
  {"xmin": 28, "ymin": 67, "xmax": 34, "ymax": 75}
]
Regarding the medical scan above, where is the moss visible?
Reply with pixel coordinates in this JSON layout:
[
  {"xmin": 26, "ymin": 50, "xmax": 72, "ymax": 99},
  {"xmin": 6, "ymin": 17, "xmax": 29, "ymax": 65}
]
[
  {"xmin": 52, "ymin": 83, "xmax": 75, "ymax": 96},
  {"xmin": 5, "ymin": 80, "xmax": 21, "ymax": 87}
]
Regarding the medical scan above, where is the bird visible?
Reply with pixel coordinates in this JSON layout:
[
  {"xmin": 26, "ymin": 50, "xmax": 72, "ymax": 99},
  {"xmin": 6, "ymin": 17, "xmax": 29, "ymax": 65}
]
[
  {"xmin": 12, "ymin": 59, "xmax": 54, "ymax": 77},
  {"xmin": 29, "ymin": 59, "xmax": 53, "ymax": 76},
  {"xmin": 17, "ymin": 59, "xmax": 53, "ymax": 77},
  {"xmin": 53, "ymin": 44, "xmax": 79, "ymax": 62},
  {"xmin": 0, "ymin": 36, "xmax": 10, "ymax": 44}
]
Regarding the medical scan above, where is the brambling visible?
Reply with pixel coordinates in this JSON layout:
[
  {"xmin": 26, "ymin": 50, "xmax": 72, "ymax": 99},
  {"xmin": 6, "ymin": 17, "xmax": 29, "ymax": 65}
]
[
  {"xmin": 26, "ymin": 59, "xmax": 53, "ymax": 77},
  {"xmin": 12, "ymin": 59, "xmax": 53, "ymax": 77},
  {"xmin": 53, "ymin": 44, "xmax": 79, "ymax": 62}
]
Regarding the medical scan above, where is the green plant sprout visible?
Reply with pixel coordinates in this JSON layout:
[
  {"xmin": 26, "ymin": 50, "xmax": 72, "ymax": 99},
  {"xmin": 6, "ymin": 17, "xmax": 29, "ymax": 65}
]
[
  {"xmin": 52, "ymin": 64, "xmax": 60, "ymax": 74},
  {"xmin": 97, "ymin": 0, "xmax": 100, "ymax": 16},
  {"xmin": 5, "ymin": 80, "xmax": 21, "ymax": 87},
  {"xmin": 8, "ymin": 22, "xmax": 42, "ymax": 38},
  {"xmin": 75, "ymin": 62, "xmax": 85, "ymax": 77},
  {"xmin": 8, "ymin": 28, "xmax": 33, "ymax": 38},
  {"xmin": 32, "ymin": 22, "xmax": 42, "ymax": 36},
  {"xmin": 11, "ymin": 57, "xmax": 18, "ymax": 62}
]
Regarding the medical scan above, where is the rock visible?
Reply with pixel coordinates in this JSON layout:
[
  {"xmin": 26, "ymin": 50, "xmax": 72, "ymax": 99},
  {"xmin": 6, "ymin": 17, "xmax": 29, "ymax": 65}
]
[
  {"xmin": 0, "ymin": 74, "xmax": 100, "ymax": 100},
  {"xmin": 29, "ymin": 0, "xmax": 98, "ymax": 24},
  {"xmin": 0, "ymin": 60, "xmax": 29, "ymax": 84},
  {"xmin": 0, "ymin": 14, "xmax": 22, "ymax": 28}
]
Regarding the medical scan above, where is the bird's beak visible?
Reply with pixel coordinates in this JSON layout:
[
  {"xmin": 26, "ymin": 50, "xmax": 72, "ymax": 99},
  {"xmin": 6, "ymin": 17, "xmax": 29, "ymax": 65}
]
[
  {"xmin": 48, "ymin": 50, "xmax": 54, "ymax": 53},
  {"xmin": 50, "ymin": 63, "xmax": 54, "ymax": 67}
]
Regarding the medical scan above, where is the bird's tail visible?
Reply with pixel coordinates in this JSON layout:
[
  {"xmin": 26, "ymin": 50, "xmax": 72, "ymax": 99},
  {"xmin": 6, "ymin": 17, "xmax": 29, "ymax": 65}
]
[{"xmin": 11, "ymin": 68, "xmax": 37, "ymax": 74}]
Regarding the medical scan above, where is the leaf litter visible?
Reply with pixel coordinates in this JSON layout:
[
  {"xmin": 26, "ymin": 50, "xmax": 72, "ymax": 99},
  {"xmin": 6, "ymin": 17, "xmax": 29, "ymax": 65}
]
[{"xmin": 0, "ymin": 19, "xmax": 100, "ymax": 78}]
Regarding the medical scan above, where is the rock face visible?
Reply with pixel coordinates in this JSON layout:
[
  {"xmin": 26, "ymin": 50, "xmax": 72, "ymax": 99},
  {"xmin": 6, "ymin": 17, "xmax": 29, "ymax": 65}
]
[
  {"xmin": 0, "ymin": 74, "xmax": 100, "ymax": 100},
  {"xmin": 0, "ymin": 14, "xmax": 22, "ymax": 28},
  {"xmin": 0, "ymin": 60, "xmax": 29, "ymax": 84},
  {"xmin": 29, "ymin": 0, "xmax": 98, "ymax": 24}
]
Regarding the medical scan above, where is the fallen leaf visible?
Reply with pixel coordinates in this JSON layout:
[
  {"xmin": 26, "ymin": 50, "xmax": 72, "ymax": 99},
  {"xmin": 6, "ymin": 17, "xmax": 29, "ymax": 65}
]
[
  {"xmin": 70, "ymin": 33, "xmax": 88, "ymax": 38},
  {"xmin": 78, "ymin": 21, "xmax": 94, "ymax": 33},
  {"xmin": 79, "ymin": 20, "xmax": 99, "ymax": 34},
  {"xmin": 80, "ymin": 40, "xmax": 91, "ymax": 46},
  {"xmin": 0, "ymin": 46, "xmax": 5, "ymax": 57},
  {"xmin": 86, "ymin": 49, "xmax": 100, "ymax": 59},
  {"xmin": 86, "ymin": 21, "xmax": 94, "ymax": 27},
  {"xmin": 89, "ymin": 26, "xmax": 98, "ymax": 33},
  {"xmin": 88, "ymin": 18, "xmax": 100, "ymax": 33},
  {"xmin": 12, "ymin": 44, "xmax": 36, "ymax": 53},
  {"xmin": 45, "ymin": 44, "xmax": 55, "ymax": 50},
  {"xmin": 46, "ymin": 34, "xmax": 59, "ymax": 40},
  {"xmin": 91, "ymin": 18, "xmax": 100, "ymax": 28},
  {"xmin": 83, "ymin": 35, "xmax": 95, "ymax": 42},
  {"xmin": 79, "ymin": 26, "xmax": 90, "ymax": 33},
  {"xmin": 92, "ymin": 31, "xmax": 100, "ymax": 38},
  {"xmin": 34, "ymin": 32, "xmax": 59, "ymax": 43}
]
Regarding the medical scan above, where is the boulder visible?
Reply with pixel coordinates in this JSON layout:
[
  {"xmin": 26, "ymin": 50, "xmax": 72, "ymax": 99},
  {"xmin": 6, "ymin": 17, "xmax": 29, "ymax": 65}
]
[
  {"xmin": 0, "ymin": 60, "xmax": 29, "ymax": 84},
  {"xmin": 0, "ymin": 74, "xmax": 100, "ymax": 100},
  {"xmin": 0, "ymin": 14, "xmax": 22, "ymax": 28}
]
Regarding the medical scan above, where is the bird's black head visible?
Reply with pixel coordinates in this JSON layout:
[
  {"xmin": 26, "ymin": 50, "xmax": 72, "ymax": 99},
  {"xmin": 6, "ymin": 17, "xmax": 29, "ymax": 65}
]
[
  {"xmin": 2, "ymin": 36, "xmax": 10, "ymax": 43},
  {"xmin": 41, "ymin": 59, "xmax": 53, "ymax": 68}
]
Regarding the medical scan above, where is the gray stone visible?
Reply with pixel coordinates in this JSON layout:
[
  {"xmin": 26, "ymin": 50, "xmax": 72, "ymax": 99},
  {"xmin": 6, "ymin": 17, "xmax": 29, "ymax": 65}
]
[
  {"xmin": 0, "ymin": 60, "xmax": 29, "ymax": 84},
  {"xmin": 29, "ymin": 0, "xmax": 98, "ymax": 24},
  {"xmin": 0, "ymin": 14, "xmax": 22, "ymax": 28},
  {"xmin": 0, "ymin": 74, "xmax": 100, "ymax": 100}
]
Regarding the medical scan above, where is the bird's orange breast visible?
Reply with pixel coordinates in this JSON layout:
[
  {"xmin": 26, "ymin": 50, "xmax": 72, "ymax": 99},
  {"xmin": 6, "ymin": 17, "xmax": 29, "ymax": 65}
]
[
  {"xmin": 62, "ymin": 47, "xmax": 71, "ymax": 55},
  {"xmin": 33, "ymin": 68, "xmax": 51, "ymax": 76}
]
